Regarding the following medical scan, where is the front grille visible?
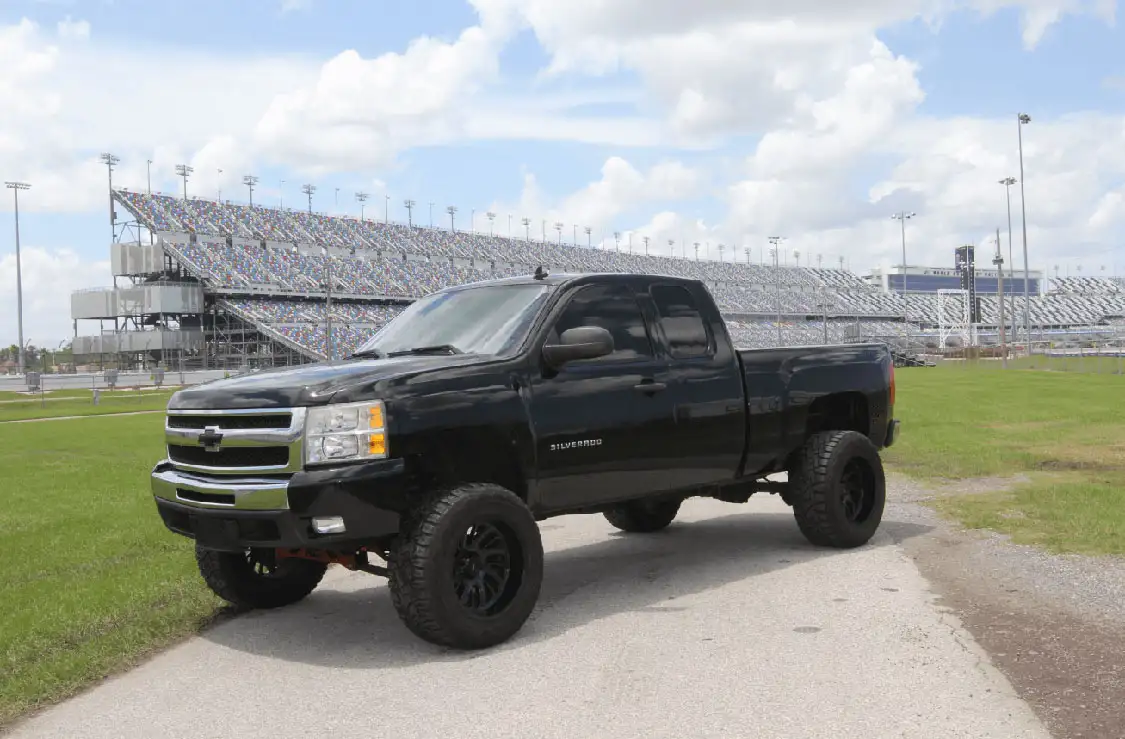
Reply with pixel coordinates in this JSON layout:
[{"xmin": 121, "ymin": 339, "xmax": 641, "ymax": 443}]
[
  {"xmin": 168, "ymin": 414, "xmax": 293, "ymax": 430},
  {"xmin": 168, "ymin": 445, "xmax": 289, "ymax": 468},
  {"xmin": 164, "ymin": 407, "xmax": 306, "ymax": 475}
]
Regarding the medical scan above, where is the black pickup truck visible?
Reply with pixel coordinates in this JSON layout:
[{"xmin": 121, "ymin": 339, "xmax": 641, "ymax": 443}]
[{"xmin": 153, "ymin": 270, "xmax": 899, "ymax": 649}]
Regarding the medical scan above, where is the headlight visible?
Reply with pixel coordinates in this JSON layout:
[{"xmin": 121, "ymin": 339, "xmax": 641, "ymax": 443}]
[{"xmin": 304, "ymin": 400, "xmax": 388, "ymax": 466}]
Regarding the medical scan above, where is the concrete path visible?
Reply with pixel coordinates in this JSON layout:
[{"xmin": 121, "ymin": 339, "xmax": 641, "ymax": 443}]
[{"xmin": 8, "ymin": 495, "xmax": 1049, "ymax": 739}]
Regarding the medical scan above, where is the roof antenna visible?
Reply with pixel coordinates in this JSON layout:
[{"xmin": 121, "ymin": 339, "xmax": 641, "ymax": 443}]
[{"xmin": 533, "ymin": 265, "xmax": 548, "ymax": 280}]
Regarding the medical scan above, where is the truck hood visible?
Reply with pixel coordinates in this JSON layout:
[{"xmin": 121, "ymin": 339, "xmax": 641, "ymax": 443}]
[{"xmin": 167, "ymin": 353, "xmax": 493, "ymax": 410}]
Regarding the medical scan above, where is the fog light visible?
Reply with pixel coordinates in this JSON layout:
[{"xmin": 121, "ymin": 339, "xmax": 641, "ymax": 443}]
[{"xmin": 312, "ymin": 516, "xmax": 346, "ymax": 534}]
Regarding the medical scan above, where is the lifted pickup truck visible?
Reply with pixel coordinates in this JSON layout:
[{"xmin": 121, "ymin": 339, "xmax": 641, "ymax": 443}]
[{"xmin": 152, "ymin": 270, "xmax": 899, "ymax": 649}]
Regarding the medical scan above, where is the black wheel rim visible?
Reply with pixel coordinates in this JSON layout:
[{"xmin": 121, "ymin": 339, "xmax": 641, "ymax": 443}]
[
  {"xmin": 839, "ymin": 458, "xmax": 876, "ymax": 524},
  {"xmin": 452, "ymin": 522, "xmax": 519, "ymax": 616}
]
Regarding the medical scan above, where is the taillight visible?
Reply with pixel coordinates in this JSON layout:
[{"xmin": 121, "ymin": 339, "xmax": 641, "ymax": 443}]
[{"xmin": 889, "ymin": 362, "xmax": 896, "ymax": 407}]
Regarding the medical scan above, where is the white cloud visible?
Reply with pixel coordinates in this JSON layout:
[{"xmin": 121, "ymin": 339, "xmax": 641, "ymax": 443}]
[
  {"xmin": 483, "ymin": 156, "xmax": 704, "ymax": 244},
  {"xmin": 0, "ymin": 246, "xmax": 111, "ymax": 347}
]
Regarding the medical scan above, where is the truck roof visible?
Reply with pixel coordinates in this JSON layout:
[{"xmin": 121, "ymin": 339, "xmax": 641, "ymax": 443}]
[{"xmin": 450, "ymin": 270, "xmax": 701, "ymax": 290}]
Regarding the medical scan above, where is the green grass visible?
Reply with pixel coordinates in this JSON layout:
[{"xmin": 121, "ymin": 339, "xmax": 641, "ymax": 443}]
[
  {"xmin": 0, "ymin": 414, "xmax": 222, "ymax": 728},
  {"xmin": 884, "ymin": 365, "xmax": 1125, "ymax": 556},
  {"xmin": 935, "ymin": 353, "xmax": 1125, "ymax": 374},
  {"xmin": 0, "ymin": 391, "xmax": 176, "ymax": 422}
]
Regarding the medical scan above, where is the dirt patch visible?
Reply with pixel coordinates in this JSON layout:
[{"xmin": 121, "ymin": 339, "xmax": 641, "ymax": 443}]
[
  {"xmin": 893, "ymin": 474, "xmax": 1031, "ymax": 502},
  {"xmin": 887, "ymin": 472, "xmax": 1125, "ymax": 738}
]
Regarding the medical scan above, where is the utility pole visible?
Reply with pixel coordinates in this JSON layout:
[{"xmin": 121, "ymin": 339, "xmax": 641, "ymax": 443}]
[
  {"xmin": 5, "ymin": 181, "xmax": 30, "ymax": 375},
  {"xmin": 993, "ymin": 227, "xmax": 1008, "ymax": 369}
]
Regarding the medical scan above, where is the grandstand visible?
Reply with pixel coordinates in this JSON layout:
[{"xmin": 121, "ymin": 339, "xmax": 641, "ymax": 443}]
[{"xmin": 67, "ymin": 189, "xmax": 1125, "ymax": 369}]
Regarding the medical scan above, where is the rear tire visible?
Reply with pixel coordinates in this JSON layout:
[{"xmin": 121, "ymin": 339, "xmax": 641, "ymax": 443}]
[
  {"xmin": 195, "ymin": 546, "xmax": 328, "ymax": 609},
  {"xmin": 788, "ymin": 430, "xmax": 886, "ymax": 549},
  {"xmin": 604, "ymin": 498, "xmax": 682, "ymax": 533},
  {"xmin": 387, "ymin": 483, "xmax": 544, "ymax": 650}
]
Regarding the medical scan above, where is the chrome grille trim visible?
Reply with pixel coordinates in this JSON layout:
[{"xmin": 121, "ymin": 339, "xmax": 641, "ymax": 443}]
[{"xmin": 165, "ymin": 407, "xmax": 306, "ymax": 476}]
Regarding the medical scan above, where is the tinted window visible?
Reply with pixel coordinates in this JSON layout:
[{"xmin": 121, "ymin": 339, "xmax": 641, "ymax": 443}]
[
  {"xmin": 651, "ymin": 285, "xmax": 711, "ymax": 358},
  {"xmin": 550, "ymin": 284, "xmax": 653, "ymax": 362}
]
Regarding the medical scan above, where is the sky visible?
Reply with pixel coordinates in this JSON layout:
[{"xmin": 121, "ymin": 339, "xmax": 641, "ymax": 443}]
[{"xmin": 1, "ymin": 0, "xmax": 1124, "ymax": 347}]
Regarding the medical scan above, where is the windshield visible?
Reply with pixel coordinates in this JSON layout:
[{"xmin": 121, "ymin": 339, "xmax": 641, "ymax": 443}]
[{"xmin": 355, "ymin": 283, "xmax": 554, "ymax": 358}]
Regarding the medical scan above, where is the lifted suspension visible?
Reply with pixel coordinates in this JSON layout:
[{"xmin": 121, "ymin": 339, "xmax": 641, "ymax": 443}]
[{"xmin": 276, "ymin": 547, "xmax": 389, "ymax": 577}]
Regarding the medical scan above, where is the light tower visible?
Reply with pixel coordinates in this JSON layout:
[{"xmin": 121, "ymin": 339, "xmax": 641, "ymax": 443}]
[
  {"xmin": 175, "ymin": 163, "xmax": 193, "ymax": 200},
  {"xmin": 356, "ymin": 191, "xmax": 369, "ymax": 221},
  {"xmin": 404, "ymin": 199, "xmax": 415, "ymax": 226},
  {"xmin": 301, "ymin": 183, "xmax": 316, "ymax": 213},
  {"xmin": 447, "ymin": 205, "xmax": 458, "ymax": 232},
  {"xmin": 100, "ymin": 153, "xmax": 120, "ymax": 240},
  {"xmin": 891, "ymin": 211, "xmax": 915, "ymax": 323},
  {"xmin": 243, "ymin": 175, "xmax": 259, "ymax": 207},
  {"xmin": 5, "ymin": 181, "xmax": 30, "ymax": 375}
]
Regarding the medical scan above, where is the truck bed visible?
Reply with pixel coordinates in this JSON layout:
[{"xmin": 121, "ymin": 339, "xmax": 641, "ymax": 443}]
[{"xmin": 734, "ymin": 342, "xmax": 894, "ymax": 476}]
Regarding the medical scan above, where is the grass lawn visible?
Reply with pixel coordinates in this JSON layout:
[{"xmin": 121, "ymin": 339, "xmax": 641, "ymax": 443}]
[
  {"xmin": 883, "ymin": 365, "xmax": 1125, "ymax": 556},
  {"xmin": 0, "ymin": 414, "xmax": 222, "ymax": 729},
  {"xmin": 0, "ymin": 390, "xmax": 176, "ymax": 422}
]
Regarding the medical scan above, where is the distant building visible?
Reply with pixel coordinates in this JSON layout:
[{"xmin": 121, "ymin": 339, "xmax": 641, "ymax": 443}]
[{"xmin": 863, "ymin": 262, "xmax": 1043, "ymax": 296}]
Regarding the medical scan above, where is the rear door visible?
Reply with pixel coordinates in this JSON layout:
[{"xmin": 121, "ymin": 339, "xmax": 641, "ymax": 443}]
[
  {"xmin": 644, "ymin": 282, "xmax": 747, "ymax": 488},
  {"xmin": 529, "ymin": 282, "xmax": 678, "ymax": 511}
]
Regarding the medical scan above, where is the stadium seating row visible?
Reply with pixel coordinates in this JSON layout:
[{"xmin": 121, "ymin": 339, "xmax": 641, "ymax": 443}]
[{"xmin": 113, "ymin": 191, "xmax": 1125, "ymax": 359}]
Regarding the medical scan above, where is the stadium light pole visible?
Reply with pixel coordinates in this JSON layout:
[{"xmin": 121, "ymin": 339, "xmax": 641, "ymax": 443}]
[
  {"xmin": 769, "ymin": 236, "xmax": 785, "ymax": 345},
  {"xmin": 5, "ymin": 181, "xmax": 29, "ymax": 375},
  {"xmin": 356, "ymin": 191, "xmax": 369, "ymax": 221},
  {"xmin": 175, "ymin": 164, "xmax": 193, "ymax": 200},
  {"xmin": 301, "ymin": 183, "xmax": 316, "ymax": 214},
  {"xmin": 487, "ymin": 211, "xmax": 496, "ymax": 236},
  {"xmin": 384, "ymin": 194, "xmax": 389, "ymax": 224},
  {"xmin": 891, "ymin": 211, "xmax": 915, "ymax": 325},
  {"xmin": 243, "ymin": 175, "xmax": 258, "ymax": 207},
  {"xmin": 404, "ymin": 199, "xmax": 415, "ymax": 226},
  {"xmin": 999, "ymin": 176, "xmax": 1017, "ymax": 338},
  {"xmin": 447, "ymin": 205, "xmax": 457, "ymax": 232},
  {"xmin": 522, "ymin": 217, "xmax": 531, "ymax": 241},
  {"xmin": 100, "ymin": 153, "xmax": 119, "ymax": 240},
  {"xmin": 993, "ymin": 227, "xmax": 1008, "ymax": 369},
  {"xmin": 586, "ymin": 226, "xmax": 592, "ymax": 247},
  {"xmin": 555, "ymin": 222, "xmax": 563, "ymax": 244},
  {"xmin": 146, "ymin": 159, "xmax": 152, "ymax": 195},
  {"xmin": 643, "ymin": 236, "xmax": 650, "ymax": 256},
  {"xmin": 1017, "ymin": 112, "xmax": 1032, "ymax": 345}
]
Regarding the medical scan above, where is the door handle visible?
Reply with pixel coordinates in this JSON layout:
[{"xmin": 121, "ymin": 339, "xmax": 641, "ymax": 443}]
[{"xmin": 634, "ymin": 381, "xmax": 667, "ymax": 394}]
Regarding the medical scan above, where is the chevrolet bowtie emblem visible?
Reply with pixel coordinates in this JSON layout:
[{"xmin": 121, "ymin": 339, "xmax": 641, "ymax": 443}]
[{"xmin": 198, "ymin": 426, "xmax": 224, "ymax": 452}]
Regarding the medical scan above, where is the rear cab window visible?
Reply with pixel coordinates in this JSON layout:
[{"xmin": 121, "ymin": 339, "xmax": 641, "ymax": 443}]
[{"xmin": 650, "ymin": 284, "xmax": 713, "ymax": 358}]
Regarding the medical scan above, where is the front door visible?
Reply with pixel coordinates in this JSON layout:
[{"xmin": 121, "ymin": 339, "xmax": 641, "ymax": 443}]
[{"xmin": 529, "ymin": 283, "xmax": 677, "ymax": 512}]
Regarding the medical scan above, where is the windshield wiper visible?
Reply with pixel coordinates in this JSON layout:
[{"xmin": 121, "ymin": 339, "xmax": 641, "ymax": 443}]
[
  {"xmin": 348, "ymin": 348, "xmax": 385, "ymax": 359},
  {"xmin": 387, "ymin": 344, "xmax": 464, "ymax": 357}
]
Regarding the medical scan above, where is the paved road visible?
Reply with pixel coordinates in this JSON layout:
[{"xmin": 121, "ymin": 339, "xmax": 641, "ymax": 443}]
[{"xmin": 9, "ymin": 495, "xmax": 1049, "ymax": 739}]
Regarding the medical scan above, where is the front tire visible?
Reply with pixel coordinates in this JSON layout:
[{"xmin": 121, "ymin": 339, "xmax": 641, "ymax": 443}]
[
  {"xmin": 195, "ymin": 546, "xmax": 328, "ymax": 609},
  {"xmin": 387, "ymin": 483, "xmax": 544, "ymax": 650},
  {"xmin": 788, "ymin": 430, "xmax": 886, "ymax": 549},
  {"xmin": 604, "ymin": 498, "xmax": 682, "ymax": 533}
]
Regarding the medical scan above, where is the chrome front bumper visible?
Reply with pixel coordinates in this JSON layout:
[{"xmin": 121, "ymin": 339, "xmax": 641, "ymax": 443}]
[{"xmin": 151, "ymin": 466, "xmax": 291, "ymax": 511}]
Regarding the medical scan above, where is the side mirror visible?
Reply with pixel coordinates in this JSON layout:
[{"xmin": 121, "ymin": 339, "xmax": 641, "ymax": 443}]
[{"xmin": 542, "ymin": 326, "xmax": 614, "ymax": 369}]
